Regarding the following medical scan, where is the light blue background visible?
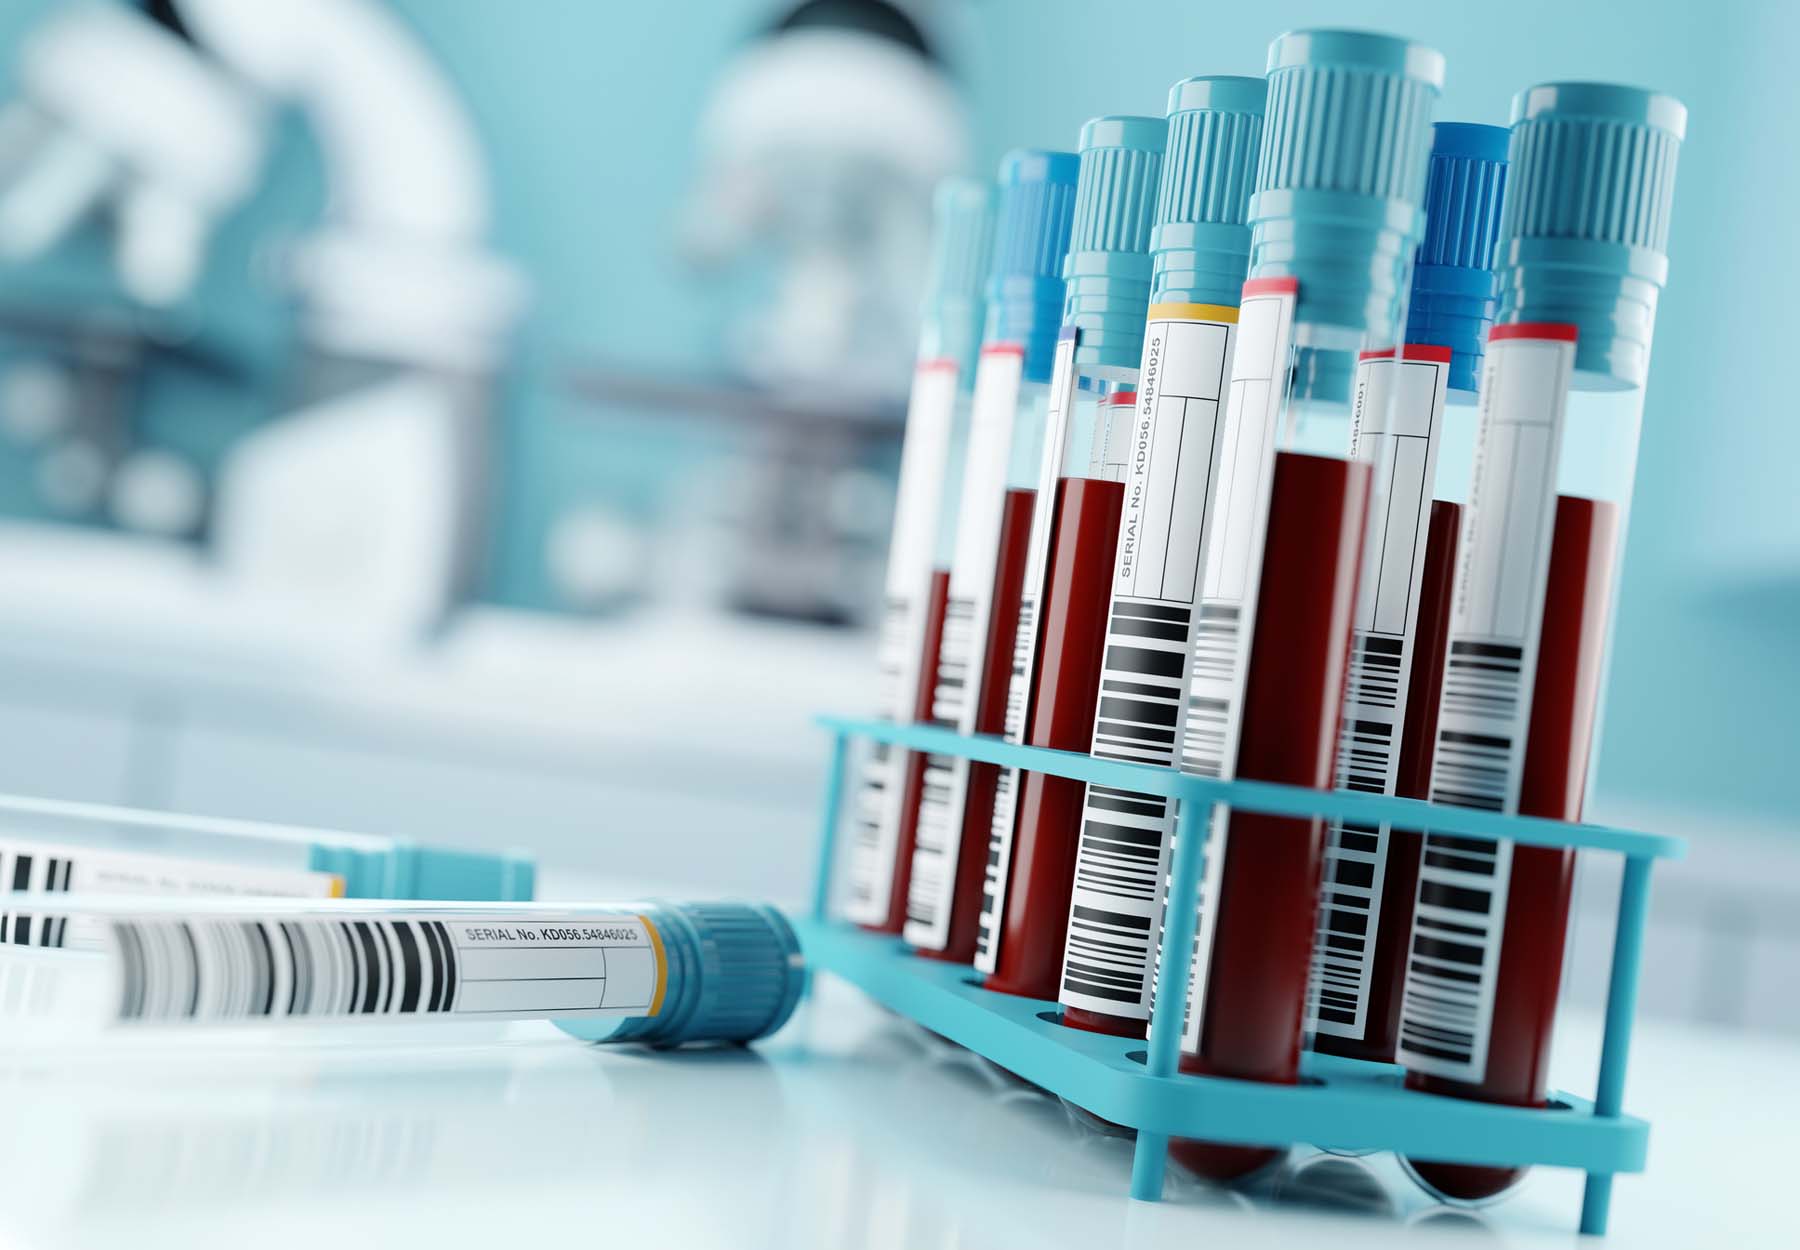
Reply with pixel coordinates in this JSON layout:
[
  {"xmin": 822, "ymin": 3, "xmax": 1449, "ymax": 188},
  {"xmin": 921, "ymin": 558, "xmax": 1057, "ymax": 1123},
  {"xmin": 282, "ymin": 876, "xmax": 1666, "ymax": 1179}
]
[{"xmin": 0, "ymin": 0, "xmax": 1791, "ymax": 825}]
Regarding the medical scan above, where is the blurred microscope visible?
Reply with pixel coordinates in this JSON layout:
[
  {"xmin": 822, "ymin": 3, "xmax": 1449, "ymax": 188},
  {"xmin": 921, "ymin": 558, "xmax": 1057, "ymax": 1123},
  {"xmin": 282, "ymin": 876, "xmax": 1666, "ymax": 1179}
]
[
  {"xmin": 571, "ymin": 0, "xmax": 970, "ymax": 626},
  {"xmin": 0, "ymin": 0, "xmax": 522, "ymax": 645}
]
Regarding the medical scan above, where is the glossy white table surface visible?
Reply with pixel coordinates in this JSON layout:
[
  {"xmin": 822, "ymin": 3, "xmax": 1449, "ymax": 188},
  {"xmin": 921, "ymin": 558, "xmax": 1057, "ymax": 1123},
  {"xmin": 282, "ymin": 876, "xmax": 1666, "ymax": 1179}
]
[{"xmin": 0, "ymin": 958, "xmax": 1783, "ymax": 1250}]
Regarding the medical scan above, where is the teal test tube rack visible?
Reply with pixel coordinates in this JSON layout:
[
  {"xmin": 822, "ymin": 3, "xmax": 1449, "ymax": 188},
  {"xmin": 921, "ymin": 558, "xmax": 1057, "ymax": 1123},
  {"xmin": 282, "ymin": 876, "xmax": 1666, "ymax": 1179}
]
[{"xmin": 798, "ymin": 714, "xmax": 1683, "ymax": 1237}]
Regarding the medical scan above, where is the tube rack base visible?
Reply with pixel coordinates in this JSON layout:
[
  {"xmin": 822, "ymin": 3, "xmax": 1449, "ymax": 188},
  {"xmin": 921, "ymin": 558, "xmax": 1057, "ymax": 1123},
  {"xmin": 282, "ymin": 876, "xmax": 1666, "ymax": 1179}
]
[{"xmin": 804, "ymin": 714, "xmax": 1685, "ymax": 1236}]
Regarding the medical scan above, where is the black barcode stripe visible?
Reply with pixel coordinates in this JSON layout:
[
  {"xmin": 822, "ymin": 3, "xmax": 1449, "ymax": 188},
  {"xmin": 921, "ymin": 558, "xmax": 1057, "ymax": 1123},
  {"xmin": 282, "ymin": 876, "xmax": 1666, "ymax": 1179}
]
[{"xmin": 103, "ymin": 917, "xmax": 470, "ymax": 1023}]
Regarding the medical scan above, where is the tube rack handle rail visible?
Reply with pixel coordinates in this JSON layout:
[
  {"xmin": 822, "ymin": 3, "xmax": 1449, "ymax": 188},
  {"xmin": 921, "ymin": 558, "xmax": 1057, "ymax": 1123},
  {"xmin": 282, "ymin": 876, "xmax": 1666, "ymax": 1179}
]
[{"xmin": 803, "ymin": 714, "xmax": 1684, "ymax": 1237}]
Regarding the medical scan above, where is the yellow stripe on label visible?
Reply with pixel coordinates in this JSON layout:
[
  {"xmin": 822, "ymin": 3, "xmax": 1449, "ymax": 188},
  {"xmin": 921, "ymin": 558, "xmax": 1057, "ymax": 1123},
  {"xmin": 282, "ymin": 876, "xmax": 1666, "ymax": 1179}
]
[
  {"xmin": 641, "ymin": 915, "xmax": 669, "ymax": 1016},
  {"xmin": 328, "ymin": 876, "xmax": 346, "ymax": 898},
  {"xmin": 1147, "ymin": 301, "xmax": 1240, "ymax": 324}
]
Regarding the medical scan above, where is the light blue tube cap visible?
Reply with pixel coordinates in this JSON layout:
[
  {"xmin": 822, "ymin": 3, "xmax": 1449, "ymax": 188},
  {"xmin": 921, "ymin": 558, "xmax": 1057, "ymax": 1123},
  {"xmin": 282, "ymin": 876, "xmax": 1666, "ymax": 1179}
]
[
  {"xmin": 1064, "ymin": 115, "xmax": 1166, "ymax": 377},
  {"xmin": 1250, "ymin": 29, "xmax": 1444, "ymax": 343},
  {"xmin": 1152, "ymin": 76, "xmax": 1265, "ymax": 307},
  {"xmin": 986, "ymin": 149, "xmax": 1079, "ymax": 385},
  {"xmin": 919, "ymin": 178, "xmax": 996, "ymax": 384},
  {"xmin": 1408, "ymin": 122, "xmax": 1509, "ymax": 393},
  {"xmin": 1496, "ymin": 82, "xmax": 1686, "ymax": 389},
  {"xmin": 558, "ymin": 902, "xmax": 804, "ymax": 1047},
  {"xmin": 308, "ymin": 841, "xmax": 537, "ymax": 901}
]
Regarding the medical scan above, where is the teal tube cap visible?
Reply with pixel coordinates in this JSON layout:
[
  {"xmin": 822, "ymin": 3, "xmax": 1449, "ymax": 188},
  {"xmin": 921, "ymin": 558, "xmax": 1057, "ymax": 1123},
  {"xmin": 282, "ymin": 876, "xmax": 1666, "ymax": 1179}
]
[
  {"xmin": 1064, "ymin": 115, "xmax": 1166, "ymax": 377},
  {"xmin": 919, "ymin": 178, "xmax": 996, "ymax": 383},
  {"xmin": 559, "ymin": 902, "xmax": 804, "ymax": 1047},
  {"xmin": 986, "ymin": 149, "xmax": 1079, "ymax": 385},
  {"xmin": 1408, "ymin": 122, "xmax": 1509, "ymax": 393},
  {"xmin": 1250, "ymin": 29, "xmax": 1444, "ymax": 340},
  {"xmin": 1152, "ymin": 75, "xmax": 1265, "ymax": 307},
  {"xmin": 1496, "ymin": 82, "xmax": 1686, "ymax": 389}
]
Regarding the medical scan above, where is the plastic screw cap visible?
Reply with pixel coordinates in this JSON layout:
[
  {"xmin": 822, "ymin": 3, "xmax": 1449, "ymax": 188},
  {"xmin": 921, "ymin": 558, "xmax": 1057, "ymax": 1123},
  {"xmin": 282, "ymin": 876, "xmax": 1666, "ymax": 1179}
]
[
  {"xmin": 557, "ymin": 902, "xmax": 804, "ymax": 1047},
  {"xmin": 1152, "ymin": 76, "xmax": 1266, "ymax": 307},
  {"xmin": 919, "ymin": 178, "xmax": 997, "ymax": 381},
  {"xmin": 1250, "ymin": 29, "xmax": 1445, "ymax": 338},
  {"xmin": 986, "ymin": 149, "xmax": 1080, "ymax": 386},
  {"xmin": 1063, "ymin": 115, "xmax": 1167, "ymax": 378},
  {"xmin": 1408, "ymin": 122, "xmax": 1509, "ymax": 393},
  {"xmin": 1496, "ymin": 82, "xmax": 1686, "ymax": 389}
]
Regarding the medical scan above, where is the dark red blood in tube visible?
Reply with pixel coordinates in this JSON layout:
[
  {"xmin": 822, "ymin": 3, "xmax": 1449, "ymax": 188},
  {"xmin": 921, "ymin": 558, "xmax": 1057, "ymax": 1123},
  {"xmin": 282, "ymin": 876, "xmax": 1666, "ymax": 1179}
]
[
  {"xmin": 983, "ymin": 475, "xmax": 1124, "ymax": 1000},
  {"xmin": 1314, "ymin": 499, "xmax": 1462, "ymax": 1063},
  {"xmin": 1406, "ymin": 495, "xmax": 1620, "ymax": 1200},
  {"xmin": 864, "ymin": 568, "xmax": 952, "ymax": 935},
  {"xmin": 1170, "ymin": 450, "xmax": 1371, "ymax": 1181},
  {"xmin": 919, "ymin": 487, "xmax": 1038, "ymax": 963}
]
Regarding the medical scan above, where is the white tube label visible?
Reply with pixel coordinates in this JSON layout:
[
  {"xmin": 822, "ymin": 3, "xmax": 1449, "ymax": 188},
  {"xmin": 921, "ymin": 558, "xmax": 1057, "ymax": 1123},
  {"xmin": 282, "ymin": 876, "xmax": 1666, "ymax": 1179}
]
[
  {"xmin": 102, "ymin": 911, "xmax": 666, "ymax": 1025},
  {"xmin": 1056, "ymin": 304, "xmax": 1236, "ymax": 1020},
  {"xmin": 1177, "ymin": 278, "xmax": 1296, "ymax": 1052},
  {"xmin": 1307, "ymin": 346, "xmax": 1451, "ymax": 1041},
  {"xmin": 1, "ymin": 838, "xmax": 341, "ymax": 951},
  {"xmin": 905, "ymin": 345, "xmax": 1026, "ymax": 949},
  {"xmin": 973, "ymin": 328, "xmax": 1080, "ymax": 974},
  {"xmin": 844, "ymin": 358, "xmax": 962, "ymax": 924},
  {"xmin": 1398, "ymin": 325, "xmax": 1576, "ymax": 1083}
]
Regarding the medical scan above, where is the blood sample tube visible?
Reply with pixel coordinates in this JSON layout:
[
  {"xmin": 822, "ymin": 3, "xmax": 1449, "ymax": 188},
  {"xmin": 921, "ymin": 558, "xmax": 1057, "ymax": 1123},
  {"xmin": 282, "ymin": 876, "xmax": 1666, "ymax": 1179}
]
[
  {"xmin": 0, "ymin": 895, "xmax": 803, "ymax": 1048},
  {"xmin": 904, "ymin": 149, "xmax": 1080, "ymax": 960},
  {"xmin": 1167, "ymin": 30, "xmax": 1442, "ymax": 1181},
  {"xmin": 1398, "ymin": 84, "xmax": 1686, "ymax": 1201},
  {"xmin": 1307, "ymin": 122, "xmax": 1510, "ymax": 1064},
  {"xmin": 974, "ymin": 117, "xmax": 1166, "ymax": 997},
  {"xmin": 0, "ymin": 792, "xmax": 534, "ymax": 949},
  {"xmin": 1050, "ymin": 76, "xmax": 1267, "ymax": 1039},
  {"xmin": 844, "ymin": 180, "xmax": 994, "ymax": 933}
]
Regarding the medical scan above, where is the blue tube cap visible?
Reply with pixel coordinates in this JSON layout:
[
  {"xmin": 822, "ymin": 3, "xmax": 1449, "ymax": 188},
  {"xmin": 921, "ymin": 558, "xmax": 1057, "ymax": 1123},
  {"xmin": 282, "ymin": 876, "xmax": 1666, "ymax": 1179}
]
[
  {"xmin": 558, "ymin": 902, "xmax": 803, "ymax": 1047},
  {"xmin": 1496, "ymin": 82, "xmax": 1686, "ymax": 389},
  {"xmin": 919, "ymin": 178, "xmax": 996, "ymax": 382},
  {"xmin": 1151, "ymin": 76, "xmax": 1265, "ymax": 307},
  {"xmin": 986, "ymin": 149, "xmax": 1079, "ymax": 385},
  {"xmin": 1408, "ymin": 122, "xmax": 1509, "ymax": 393},
  {"xmin": 1064, "ymin": 115, "xmax": 1166, "ymax": 377},
  {"xmin": 1250, "ymin": 29, "xmax": 1444, "ymax": 338}
]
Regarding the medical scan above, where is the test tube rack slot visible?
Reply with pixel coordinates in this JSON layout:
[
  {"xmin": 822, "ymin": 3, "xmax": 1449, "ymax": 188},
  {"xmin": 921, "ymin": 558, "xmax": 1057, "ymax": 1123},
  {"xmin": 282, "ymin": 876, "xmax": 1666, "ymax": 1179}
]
[{"xmin": 800, "ymin": 714, "xmax": 1684, "ymax": 1237}]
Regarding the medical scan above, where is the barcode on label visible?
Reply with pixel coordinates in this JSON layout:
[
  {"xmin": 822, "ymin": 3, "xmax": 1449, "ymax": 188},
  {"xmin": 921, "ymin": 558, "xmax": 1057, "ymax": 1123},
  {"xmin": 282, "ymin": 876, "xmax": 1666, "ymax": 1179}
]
[
  {"xmin": 843, "ymin": 597, "xmax": 913, "ymax": 920},
  {"xmin": 1, "ymin": 847, "xmax": 73, "ymax": 948},
  {"xmin": 1397, "ymin": 834, "xmax": 1511, "ymax": 1080},
  {"xmin": 972, "ymin": 590, "xmax": 1038, "ymax": 972},
  {"xmin": 1431, "ymin": 641, "xmax": 1525, "ymax": 811},
  {"xmin": 904, "ymin": 595, "xmax": 979, "ymax": 938},
  {"xmin": 1309, "ymin": 822, "xmax": 1386, "ymax": 1035},
  {"xmin": 1182, "ymin": 602, "xmax": 1240, "ymax": 778},
  {"xmin": 1058, "ymin": 601, "xmax": 1192, "ymax": 1017},
  {"xmin": 104, "ymin": 913, "xmax": 661, "ymax": 1024}
]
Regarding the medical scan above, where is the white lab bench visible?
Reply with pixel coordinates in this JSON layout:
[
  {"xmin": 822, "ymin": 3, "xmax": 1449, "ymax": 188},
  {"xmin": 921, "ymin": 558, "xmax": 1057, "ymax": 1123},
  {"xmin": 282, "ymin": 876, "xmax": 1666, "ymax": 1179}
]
[{"xmin": 0, "ymin": 932, "xmax": 1787, "ymax": 1250}]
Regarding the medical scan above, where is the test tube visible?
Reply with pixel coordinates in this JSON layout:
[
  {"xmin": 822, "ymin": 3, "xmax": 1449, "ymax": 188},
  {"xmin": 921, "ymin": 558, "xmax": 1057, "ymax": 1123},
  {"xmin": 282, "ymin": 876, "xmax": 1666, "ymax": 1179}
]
[
  {"xmin": 1049, "ymin": 76, "xmax": 1267, "ymax": 1038},
  {"xmin": 974, "ymin": 117, "xmax": 1166, "ymax": 996},
  {"xmin": 1398, "ymin": 84, "xmax": 1685, "ymax": 1202},
  {"xmin": 843, "ymin": 180, "xmax": 995, "ymax": 933},
  {"xmin": 0, "ymin": 791, "xmax": 534, "ymax": 952},
  {"xmin": 0, "ymin": 895, "xmax": 803, "ymax": 1047},
  {"xmin": 902, "ymin": 150, "xmax": 1080, "ymax": 959},
  {"xmin": 1168, "ymin": 29, "xmax": 1442, "ymax": 1181},
  {"xmin": 1306, "ymin": 122, "xmax": 1509, "ymax": 1064}
]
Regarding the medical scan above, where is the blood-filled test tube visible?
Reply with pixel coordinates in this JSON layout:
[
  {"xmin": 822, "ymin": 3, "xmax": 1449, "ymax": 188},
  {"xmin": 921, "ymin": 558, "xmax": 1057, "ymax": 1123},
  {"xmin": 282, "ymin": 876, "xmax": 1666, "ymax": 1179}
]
[
  {"xmin": 1049, "ymin": 76, "xmax": 1267, "ymax": 1039},
  {"xmin": 1398, "ymin": 85, "xmax": 1686, "ymax": 1201},
  {"xmin": 843, "ymin": 181, "xmax": 994, "ymax": 933},
  {"xmin": 1165, "ymin": 30, "xmax": 1443, "ymax": 1181},
  {"xmin": 1307, "ymin": 122, "xmax": 1509, "ymax": 1064},
  {"xmin": 903, "ymin": 150, "xmax": 1080, "ymax": 961},
  {"xmin": 0, "ymin": 896, "xmax": 803, "ymax": 1048},
  {"xmin": 973, "ymin": 117, "xmax": 1166, "ymax": 996}
]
